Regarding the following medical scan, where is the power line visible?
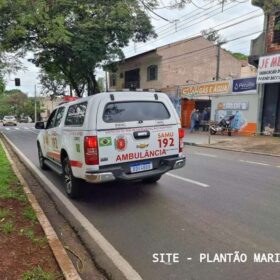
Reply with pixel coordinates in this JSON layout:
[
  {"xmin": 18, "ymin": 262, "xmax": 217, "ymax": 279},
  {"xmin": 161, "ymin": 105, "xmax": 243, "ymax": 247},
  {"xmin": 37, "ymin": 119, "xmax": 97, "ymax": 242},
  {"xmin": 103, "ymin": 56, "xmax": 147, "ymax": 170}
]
[
  {"xmin": 160, "ymin": 30, "xmax": 263, "ymax": 62},
  {"xmin": 142, "ymin": 2, "xmax": 172, "ymax": 22},
  {"xmin": 124, "ymin": 1, "xmax": 252, "ymax": 55},
  {"xmin": 124, "ymin": 9, "xmax": 262, "ymax": 57},
  {"xmin": 152, "ymin": 1, "xmax": 226, "ymax": 34},
  {"xmin": 125, "ymin": 1, "xmax": 238, "ymax": 53},
  {"xmin": 190, "ymin": 0, "xmax": 209, "ymax": 11},
  {"xmin": 128, "ymin": 30, "xmax": 263, "ymax": 68}
]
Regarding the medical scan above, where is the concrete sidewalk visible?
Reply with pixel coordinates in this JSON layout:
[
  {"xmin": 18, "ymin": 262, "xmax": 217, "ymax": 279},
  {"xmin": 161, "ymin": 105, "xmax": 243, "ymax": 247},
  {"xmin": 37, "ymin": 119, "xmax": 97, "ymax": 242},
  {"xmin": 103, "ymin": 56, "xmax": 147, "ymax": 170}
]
[{"xmin": 183, "ymin": 130, "xmax": 280, "ymax": 156}]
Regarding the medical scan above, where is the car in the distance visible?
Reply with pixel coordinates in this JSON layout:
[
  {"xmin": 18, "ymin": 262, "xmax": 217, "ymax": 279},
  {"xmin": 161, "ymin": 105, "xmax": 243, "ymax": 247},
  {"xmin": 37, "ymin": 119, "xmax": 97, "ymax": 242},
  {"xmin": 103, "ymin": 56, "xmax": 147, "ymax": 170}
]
[
  {"xmin": 19, "ymin": 116, "xmax": 33, "ymax": 123},
  {"xmin": 3, "ymin": 115, "xmax": 17, "ymax": 126}
]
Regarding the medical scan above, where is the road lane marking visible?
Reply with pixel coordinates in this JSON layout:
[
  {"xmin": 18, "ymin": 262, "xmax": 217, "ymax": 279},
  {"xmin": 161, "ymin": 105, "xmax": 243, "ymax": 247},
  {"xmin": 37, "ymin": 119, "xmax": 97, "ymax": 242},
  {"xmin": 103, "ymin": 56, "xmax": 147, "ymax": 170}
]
[
  {"xmin": 3, "ymin": 134, "xmax": 143, "ymax": 280},
  {"xmin": 5, "ymin": 128, "xmax": 10, "ymax": 130},
  {"xmin": 24, "ymin": 127, "xmax": 30, "ymax": 130},
  {"xmin": 240, "ymin": 160, "xmax": 270, "ymax": 166},
  {"xmin": 15, "ymin": 127, "xmax": 19, "ymax": 130},
  {"xmin": 26, "ymin": 130, "xmax": 39, "ymax": 135},
  {"xmin": 195, "ymin": 152, "xmax": 217, "ymax": 158},
  {"xmin": 166, "ymin": 173, "xmax": 209, "ymax": 188}
]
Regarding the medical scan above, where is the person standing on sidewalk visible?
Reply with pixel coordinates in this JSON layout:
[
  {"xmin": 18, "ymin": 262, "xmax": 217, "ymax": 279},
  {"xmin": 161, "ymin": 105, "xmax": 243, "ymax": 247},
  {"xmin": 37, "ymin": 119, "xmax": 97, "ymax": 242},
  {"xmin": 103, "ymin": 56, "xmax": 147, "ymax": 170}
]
[
  {"xmin": 202, "ymin": 107, "xmax": 210, "ymax": 131},
  {"xmin": 190, "ymin": 108, "xmax": 197, "ymax": 133}
]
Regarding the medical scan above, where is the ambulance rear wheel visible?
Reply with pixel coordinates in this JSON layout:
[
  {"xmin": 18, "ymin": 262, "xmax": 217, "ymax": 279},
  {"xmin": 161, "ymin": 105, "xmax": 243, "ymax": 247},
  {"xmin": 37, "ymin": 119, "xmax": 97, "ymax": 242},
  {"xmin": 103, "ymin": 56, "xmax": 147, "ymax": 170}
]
[
  {"xmin": 62, "ymin": 156, "xmax": 81, "ymax": 199},
  {"xmin": 143, "ymin": 175, "xmax": 161, "ymax": 183}
]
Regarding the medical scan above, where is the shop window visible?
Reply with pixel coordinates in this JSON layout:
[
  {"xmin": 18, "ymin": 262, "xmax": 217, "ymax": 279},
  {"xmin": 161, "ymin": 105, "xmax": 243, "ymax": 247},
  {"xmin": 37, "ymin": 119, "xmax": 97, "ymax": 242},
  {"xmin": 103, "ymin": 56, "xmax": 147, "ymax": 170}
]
[
  {"xmin": 147, "ymin": 65, "xmax": 158, "ymax": 81},
  {"xmin": 273, "ymin": 14, "xmax": 280, "ymax": 44},
  {"xmin": 120, "ymin": 72, "xmax": 124, "ymax": 79}
]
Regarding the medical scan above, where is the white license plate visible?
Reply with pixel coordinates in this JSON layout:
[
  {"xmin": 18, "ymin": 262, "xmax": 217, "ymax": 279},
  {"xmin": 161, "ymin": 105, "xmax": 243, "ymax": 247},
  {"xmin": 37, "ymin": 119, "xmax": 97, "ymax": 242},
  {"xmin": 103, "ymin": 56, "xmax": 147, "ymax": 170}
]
[{"xmin": 130, "ymin": 162, "xmax": 153, "ymax": 173}]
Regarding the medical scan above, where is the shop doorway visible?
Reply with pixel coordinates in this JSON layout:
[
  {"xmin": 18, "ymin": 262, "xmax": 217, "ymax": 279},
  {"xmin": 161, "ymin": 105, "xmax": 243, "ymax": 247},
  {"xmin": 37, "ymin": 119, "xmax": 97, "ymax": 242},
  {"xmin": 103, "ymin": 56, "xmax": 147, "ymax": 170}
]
[
  {"xmin": 181, "ymin": 98, "xmax": 211, "ymax": 128},
  {"xmin": 262, "ymin": 83, "xmax": 280, "ymax": 136},
  {"xmin": 125, "ymin": 69, "xmax": 140, "ymax": 90}
]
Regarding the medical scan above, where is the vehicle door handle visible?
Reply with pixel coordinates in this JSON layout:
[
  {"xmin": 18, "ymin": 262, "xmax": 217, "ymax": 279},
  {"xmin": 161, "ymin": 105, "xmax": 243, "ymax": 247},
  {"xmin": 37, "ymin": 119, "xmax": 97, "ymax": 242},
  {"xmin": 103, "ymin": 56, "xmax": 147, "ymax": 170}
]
[{"xmin": 133, "ymin": 131, "xmax": 150, "ymax": 139}]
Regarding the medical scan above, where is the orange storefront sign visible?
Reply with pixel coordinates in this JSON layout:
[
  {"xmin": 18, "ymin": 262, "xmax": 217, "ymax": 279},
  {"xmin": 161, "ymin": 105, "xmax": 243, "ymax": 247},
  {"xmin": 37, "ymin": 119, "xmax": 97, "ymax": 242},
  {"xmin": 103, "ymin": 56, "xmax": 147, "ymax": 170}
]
[{"xmin": 181, "ymin": 81, "xmax": 230, "ymax": 97}]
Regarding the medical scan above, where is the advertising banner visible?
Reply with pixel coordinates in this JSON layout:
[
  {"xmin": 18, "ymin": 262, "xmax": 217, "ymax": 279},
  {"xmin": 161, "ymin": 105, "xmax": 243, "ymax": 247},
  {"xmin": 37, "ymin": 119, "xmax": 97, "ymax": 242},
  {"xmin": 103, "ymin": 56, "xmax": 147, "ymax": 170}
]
[
  {"xmin": 181, "ymin": 81, "xmax": 230, "ymax": 97},
  {"xmin": 217, "ymin": 102, "xmax": 249, "ymax": 110},
  {"xmin": 232, "ymin": 77, "xmax": 257, "ymax": 93},
  {"xmin": 257, "ymin": 54, "xmax": 280, "ymax": 84}
]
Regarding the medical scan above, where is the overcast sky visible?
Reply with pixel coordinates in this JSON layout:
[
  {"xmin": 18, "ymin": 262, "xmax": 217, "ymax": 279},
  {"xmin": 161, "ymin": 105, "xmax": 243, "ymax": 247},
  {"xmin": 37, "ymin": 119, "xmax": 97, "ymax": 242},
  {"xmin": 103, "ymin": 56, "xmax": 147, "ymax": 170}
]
[{"xmin": 5, "ymin": 0, "xmax": 264, "ymax": 96}]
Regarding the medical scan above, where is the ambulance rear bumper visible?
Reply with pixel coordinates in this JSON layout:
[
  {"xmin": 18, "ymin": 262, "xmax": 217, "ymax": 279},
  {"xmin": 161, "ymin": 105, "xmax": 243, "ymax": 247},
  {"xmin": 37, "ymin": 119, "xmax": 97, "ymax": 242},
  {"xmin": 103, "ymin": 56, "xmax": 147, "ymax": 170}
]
[{"xmin": 85, "ymin": 156, "xmax": 185, "ymax": 183}]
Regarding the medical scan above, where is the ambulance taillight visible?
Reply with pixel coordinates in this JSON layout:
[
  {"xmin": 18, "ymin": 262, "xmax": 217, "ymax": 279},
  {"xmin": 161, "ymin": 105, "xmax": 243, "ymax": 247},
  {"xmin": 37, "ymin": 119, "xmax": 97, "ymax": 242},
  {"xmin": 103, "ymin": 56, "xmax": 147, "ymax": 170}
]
[
  {"xmin": 178, "ymin": 128, "xmax": 185, "ymax": 153},
  {"xmin": 84, "ymin": 136, "xmax": 99, "ymax": 165}
]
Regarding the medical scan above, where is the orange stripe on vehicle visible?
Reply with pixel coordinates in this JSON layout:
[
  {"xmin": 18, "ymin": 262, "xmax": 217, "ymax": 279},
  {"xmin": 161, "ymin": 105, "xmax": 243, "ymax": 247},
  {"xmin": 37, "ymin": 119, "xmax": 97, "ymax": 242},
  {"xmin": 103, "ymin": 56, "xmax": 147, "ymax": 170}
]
[
  {"xmin": 47, "ymin": 151, "xmax": 61, "ymax": 161},
  {"xmin": 70, "ymin": 160, "xmax": 83, "ymax": 168}
]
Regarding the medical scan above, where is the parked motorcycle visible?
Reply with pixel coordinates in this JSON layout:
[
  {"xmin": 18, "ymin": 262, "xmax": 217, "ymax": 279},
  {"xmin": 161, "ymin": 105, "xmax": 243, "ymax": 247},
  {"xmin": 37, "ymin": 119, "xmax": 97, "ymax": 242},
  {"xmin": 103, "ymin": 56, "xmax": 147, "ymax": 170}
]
[{"xmin": 209, "ymin": 116, "xmax": 234, "ymax": 136}]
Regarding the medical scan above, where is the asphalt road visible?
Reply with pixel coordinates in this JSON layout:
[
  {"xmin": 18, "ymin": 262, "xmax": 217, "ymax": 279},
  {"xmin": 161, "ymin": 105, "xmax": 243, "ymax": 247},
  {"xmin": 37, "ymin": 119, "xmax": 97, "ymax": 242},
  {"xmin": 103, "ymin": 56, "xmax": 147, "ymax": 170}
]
[{"xmin": 1, "ymin": 123, "xmax": 280, "ymax": 280}]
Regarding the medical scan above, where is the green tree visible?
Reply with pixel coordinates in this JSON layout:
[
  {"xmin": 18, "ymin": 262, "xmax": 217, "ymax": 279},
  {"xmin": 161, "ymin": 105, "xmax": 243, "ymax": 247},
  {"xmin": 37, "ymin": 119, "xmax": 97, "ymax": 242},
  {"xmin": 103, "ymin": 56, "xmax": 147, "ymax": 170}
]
[
  {"xmin": 252, "ymin": 0, "xmax": 280, "ymax": 11},
  {"xmin": 0, "ymin": 0, "xmax": 157, "ymax": 96},
  {"xmin": 0, "ymin": 89, "xmax": 41, "ymax": 120},
  {"xmin": 231, "ymin": 52, "xmax": 248, "ymax": 61},
  {"xmin": 39, "ymin": 71, "xmax": 67, "ymax": 97},
  {"xmin": 0, "ymin": 76, "xmax": 5, "ymax": 95}
]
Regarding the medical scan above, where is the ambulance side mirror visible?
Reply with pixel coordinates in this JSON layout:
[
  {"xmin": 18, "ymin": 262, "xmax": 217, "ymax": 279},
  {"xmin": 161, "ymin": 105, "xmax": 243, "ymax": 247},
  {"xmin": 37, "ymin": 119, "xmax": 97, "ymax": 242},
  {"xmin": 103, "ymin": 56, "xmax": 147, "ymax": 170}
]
[{"xmin": 35, "ymin": 121, "xmax": 45, "ymax": 129}]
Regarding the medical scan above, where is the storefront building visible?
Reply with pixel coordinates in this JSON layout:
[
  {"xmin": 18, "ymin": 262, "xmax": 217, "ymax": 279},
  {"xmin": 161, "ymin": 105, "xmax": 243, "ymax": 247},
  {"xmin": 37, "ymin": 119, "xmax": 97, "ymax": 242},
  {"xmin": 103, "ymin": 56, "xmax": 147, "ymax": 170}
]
[
  {"xmin": 181, "ymin": 78, "xmax": 258, "ymax": 135},
  {"xmin": 257, "ymin": 53, "xmax": 280, "ymax": 136},
  {"xmin": 248, "ymin": 1, "xmax": 280, "ymax": 137}
]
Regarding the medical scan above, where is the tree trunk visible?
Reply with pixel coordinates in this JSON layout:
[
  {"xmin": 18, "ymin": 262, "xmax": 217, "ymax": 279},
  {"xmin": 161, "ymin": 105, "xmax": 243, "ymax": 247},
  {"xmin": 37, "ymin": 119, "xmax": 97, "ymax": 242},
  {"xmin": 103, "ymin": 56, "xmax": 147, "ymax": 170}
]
[
  {"xmin": 59, "ymin": 65, "xmax": 82, "ymax": 97},
  {"xmin": 87, "ymin": 73, "xmax": 99, "ymax": 96}
]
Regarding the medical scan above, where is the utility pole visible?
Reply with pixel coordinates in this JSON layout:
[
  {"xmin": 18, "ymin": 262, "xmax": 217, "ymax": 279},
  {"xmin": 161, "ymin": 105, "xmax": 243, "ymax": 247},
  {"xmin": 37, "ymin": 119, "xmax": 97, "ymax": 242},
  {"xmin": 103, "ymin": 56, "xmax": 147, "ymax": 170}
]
[
  {"xmin": 215, "ymin": 41, "xmax": 227, "ymax": 81},
  {"xmin": 105, "ymin": 71, "xmax": 108, "ymax": 92},
  {"xmin": 215, "ymin": 43, "xmax": 221, "ymax": 81},
  {"xmin": 34, "ymin": 85, "xmax": 37, "ymax": 123},
  {"xmin": 174, "ymin": 19, "xmax": 179, "ymax": 32}
]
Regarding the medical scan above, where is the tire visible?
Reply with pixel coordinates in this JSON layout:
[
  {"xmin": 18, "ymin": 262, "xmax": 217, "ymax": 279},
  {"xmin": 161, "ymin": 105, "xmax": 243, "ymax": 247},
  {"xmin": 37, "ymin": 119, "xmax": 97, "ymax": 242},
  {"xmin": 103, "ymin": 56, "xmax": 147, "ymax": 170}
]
[
  {"xmin": 37, "ymin": 144, "xmax": 48, "ymax": 170},
  {"xmin": 62, "ymin": 156, "xmax": 82, "ymax": 199},
  {"xmin": 210, "ymin": 129, "xmax": 216, "ymax": 135},
  {"xmin": 143, "ymin": 175, "xmax": 162, "ymax": 183}
]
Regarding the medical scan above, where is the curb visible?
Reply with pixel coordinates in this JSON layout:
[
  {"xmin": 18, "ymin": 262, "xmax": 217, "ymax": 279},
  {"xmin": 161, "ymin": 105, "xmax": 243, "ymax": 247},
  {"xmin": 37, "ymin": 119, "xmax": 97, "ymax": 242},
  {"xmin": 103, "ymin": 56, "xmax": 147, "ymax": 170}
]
[
  {"xmin": 0, "ymin": 138, "xmax": 81, "ymax": 280},
  {"xmin": 2, "ymin": 134, "xmax": 143, "ymax": 280},
  {"xmin": 184, "ymin": 141, "xmax": 280, "ymax": 158}
]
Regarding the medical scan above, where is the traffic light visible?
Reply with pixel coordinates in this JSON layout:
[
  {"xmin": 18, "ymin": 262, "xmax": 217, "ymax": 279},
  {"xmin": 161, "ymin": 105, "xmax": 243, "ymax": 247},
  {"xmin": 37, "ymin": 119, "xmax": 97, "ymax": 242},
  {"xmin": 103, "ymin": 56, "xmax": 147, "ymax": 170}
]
[{"xmin": 15, "ymin": 78, "xmax": 20, "ymax": 86}]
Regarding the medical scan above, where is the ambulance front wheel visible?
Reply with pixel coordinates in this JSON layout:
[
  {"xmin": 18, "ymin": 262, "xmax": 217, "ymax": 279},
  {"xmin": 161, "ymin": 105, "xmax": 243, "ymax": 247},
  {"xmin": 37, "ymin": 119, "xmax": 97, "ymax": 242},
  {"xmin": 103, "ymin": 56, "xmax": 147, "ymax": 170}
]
[
  {"xmin": 37, "ymin": 143, "xmax": 48, "ymax": 170},
  {"xmin": 62, "ymin": 156, "xmax": 82, "ymax": 199}
]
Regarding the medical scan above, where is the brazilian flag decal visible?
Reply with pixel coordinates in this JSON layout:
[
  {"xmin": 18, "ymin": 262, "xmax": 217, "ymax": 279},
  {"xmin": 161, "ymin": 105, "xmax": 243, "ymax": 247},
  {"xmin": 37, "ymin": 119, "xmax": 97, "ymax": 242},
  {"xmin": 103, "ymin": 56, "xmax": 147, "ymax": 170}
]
[{"xmin": 99, "ymin": 137, "xmax": 112, "ymax": 147}]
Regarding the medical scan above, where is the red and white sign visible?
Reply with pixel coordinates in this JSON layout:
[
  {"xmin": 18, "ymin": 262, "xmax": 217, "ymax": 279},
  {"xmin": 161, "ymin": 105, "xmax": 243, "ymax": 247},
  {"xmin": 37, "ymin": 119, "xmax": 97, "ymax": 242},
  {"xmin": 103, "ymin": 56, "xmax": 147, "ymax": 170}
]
[
  {"xmin": 116, "ymin": 149, "xmax": 166, "ymax": 162},
  {"xmin": 257, "ymin": 54, "xmax": 280, "ymax": 84}
]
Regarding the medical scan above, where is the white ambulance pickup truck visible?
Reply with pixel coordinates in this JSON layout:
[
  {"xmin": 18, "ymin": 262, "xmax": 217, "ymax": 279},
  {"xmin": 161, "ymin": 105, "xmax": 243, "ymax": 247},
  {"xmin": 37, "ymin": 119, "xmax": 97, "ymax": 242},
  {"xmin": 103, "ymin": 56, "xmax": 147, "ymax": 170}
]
[{"xmin": 35, "ymin": 92, "xmax": 185, "ymax": 198}]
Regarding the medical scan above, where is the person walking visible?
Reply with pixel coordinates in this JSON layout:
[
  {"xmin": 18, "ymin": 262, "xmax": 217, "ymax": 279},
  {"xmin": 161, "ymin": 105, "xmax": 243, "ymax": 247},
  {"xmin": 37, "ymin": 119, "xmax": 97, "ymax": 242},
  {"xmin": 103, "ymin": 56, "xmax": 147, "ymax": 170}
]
[
  {"xmin": 190, "ymin": 108, "xmax": 197, "ymax": 133},
  {"xmin": 202, "ymin": 107, "xmax": 210, "ymax": 131}
]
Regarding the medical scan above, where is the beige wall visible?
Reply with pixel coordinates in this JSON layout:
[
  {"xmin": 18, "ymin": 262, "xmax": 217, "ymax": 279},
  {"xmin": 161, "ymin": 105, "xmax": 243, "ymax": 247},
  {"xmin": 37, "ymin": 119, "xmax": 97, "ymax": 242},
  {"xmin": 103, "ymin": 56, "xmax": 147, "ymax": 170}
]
[
  {"xmin": 110, "ymin": 36, "xmax": 244, "ymax": 91},
  {"xmin": 219, "ymin": 50, "xmax": 242, "ymax": 80},
  {"xmin": 158, "ymin": 37, "xmax": 218, "ymax": 87},
  {"xmin": 40, "ymin": 97, "xmax": 63, "ymax": 120},
  {"xmin": 240, "ymin": 65, "xmax": 257, "ymax": 78}
]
